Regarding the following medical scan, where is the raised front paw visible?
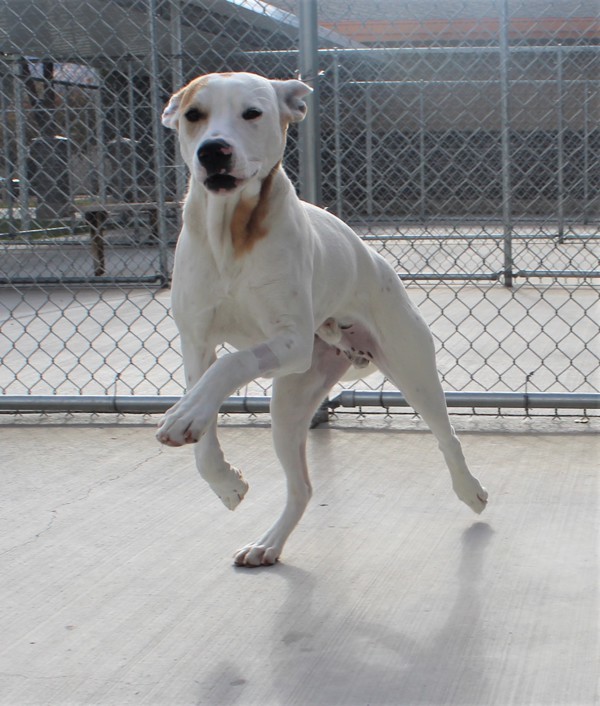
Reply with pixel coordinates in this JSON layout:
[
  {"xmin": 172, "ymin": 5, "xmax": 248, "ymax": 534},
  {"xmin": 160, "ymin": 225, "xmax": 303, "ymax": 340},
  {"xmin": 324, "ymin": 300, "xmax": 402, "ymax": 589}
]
[
  {"xmin": 209, "ymin": 466, "xmax": 249, "ymax": 511},
  {"xmin": 156, "ymin": 401, "xmax": 210, "ymax": 447},
  {"xmin": 453, "ymin": 474, "xmax": 489, "ymax": 514}
]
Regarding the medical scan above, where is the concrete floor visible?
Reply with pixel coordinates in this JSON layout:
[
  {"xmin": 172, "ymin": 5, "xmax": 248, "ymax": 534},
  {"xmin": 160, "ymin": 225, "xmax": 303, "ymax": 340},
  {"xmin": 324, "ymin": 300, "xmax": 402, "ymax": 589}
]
[{"xmin": 0, "ymin": 415, "xmax": 598, "ymax": 706}]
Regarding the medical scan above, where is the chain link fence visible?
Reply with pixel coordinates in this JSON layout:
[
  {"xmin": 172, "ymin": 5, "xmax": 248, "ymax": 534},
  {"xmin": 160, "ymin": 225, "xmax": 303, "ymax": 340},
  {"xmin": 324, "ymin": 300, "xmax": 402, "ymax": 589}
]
[{"xmin": 0, "ymin": 0, "xmax": 598, "ymax": 415}]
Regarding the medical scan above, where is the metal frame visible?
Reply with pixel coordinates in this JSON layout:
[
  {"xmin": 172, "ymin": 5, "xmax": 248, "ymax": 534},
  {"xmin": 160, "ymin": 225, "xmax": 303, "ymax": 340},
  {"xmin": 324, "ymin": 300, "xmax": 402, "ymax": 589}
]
[
  {"xmin": 1, "ymin": 391, "xmax": 598, "ymax": 415},
  {"xmin": 0, "ymin": 0, "xmax": 598, "ymax": 416}
]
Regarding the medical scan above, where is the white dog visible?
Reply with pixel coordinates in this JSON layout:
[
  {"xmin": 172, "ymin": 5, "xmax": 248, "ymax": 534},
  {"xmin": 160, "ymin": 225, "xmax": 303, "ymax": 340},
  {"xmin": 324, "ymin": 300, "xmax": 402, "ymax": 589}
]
[{"xmin": 157, "ymin": 72, "xmax": 488, "ymax": 566}]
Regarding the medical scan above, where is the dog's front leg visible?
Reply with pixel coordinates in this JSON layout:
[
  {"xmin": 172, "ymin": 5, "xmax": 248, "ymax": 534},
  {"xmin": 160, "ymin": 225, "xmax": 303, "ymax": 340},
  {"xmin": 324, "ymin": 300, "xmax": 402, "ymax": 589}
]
[
  {"xmin": 156, "ymin": 327, "xmax": 313, "ymax": 448},
  {"xmin": 234, "ymin": 338, "xmax": 352, "ymax": 566},
  {"xmin": 172, "ymin": 340, "xmax": 249, "ymax": 510},
  {"xmin": 191, "ymin": 417, "xmax": 249, "ymax": 511}
]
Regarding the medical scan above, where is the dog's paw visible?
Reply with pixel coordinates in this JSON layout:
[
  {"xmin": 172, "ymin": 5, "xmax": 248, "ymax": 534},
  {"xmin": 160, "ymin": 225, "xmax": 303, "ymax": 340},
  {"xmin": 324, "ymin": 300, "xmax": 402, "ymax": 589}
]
[
  {"xmin": 209, "ymin": 466, "xmax": 249, "ymax": 511},
  {"xmin": 453, "ymin": 475, "xmax": 489, "ymax": 514},
  {"xmin": 156, "ymin": 403, "xmax": 210, "ymax": 447},
  {"xmin": 233, "ymin": 541, "xmax": 282, "ymax": 567}
]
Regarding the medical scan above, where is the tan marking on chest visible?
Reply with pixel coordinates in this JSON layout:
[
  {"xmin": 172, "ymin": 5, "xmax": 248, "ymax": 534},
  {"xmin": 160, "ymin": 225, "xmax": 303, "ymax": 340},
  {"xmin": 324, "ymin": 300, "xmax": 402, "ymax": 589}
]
[{"xmin": 230, "ymin": 168, "xmax": 276, "ymax": 257}]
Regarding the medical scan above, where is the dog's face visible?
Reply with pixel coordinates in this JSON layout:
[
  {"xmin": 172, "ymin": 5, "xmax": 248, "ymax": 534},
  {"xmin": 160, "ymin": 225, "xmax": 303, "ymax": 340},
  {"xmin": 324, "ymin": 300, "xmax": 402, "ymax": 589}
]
[{"xmin": 162, "ymin": 72, "xmax": 311, "ymax": 195}]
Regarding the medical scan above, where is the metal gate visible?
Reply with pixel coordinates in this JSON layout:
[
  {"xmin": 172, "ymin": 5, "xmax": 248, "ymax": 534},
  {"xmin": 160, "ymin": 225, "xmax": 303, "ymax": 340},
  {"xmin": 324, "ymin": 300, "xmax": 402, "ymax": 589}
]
[{"xmin": 0, "ymin": 0, "xmax": 598, "ymax": 416}]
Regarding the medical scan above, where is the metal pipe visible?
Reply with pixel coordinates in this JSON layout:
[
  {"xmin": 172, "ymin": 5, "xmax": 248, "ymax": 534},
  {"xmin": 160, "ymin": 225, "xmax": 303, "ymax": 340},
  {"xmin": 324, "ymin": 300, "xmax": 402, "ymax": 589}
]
[
  {"xmin": 0, "ymin": 275, "xmax": 165, "ymax": 287},
  {"xmin": 359, "ymin": 231, "xmax": 599, "ymax": 241},
  {"xmin": 0, "ymin": 396, "xmax": 172, "ymax": 414},
  {"xmin": 335, "ymin": 390, "xmax": 600, "ymax": 410},
  {"xmin": 361, "ymin": 233, "xmax": 506, "ymax": 241},
  {"xmin": 418, "ymin": 81, "xmax": 426, "ymax": 222},
  {"xmin": 402, "ymin": 270, "xmax": 597, "ymax": 281},
  {"xmin": 298, "ymin": 0, "xmax": 322, "ymax": 205},
  {"xmin": 348, "ymin": 79, "xmax": 600, "ymax": 87},
  {"xmin": 499, "ymin": 0, "xmax": 513, "ymax": 288},
  {"xmin": 148, "ymin": 0, "xmax": 170, "ymax": 285},
  {"xmin": 63, "ymin": 87, "xmax": 76, "ymax": 230},
  {"xmin": 126, "ymin": 57, "xmax": 140, "ymax": 203},
  {"xmin": 6, "ymin": 268, "xmax": 597, "ymax": 289},
  {"xmin": 332, "ymin": 52, "xmax": 343, "ymax": 219},
  {"xmin": 0, "ymin": 395, "xmax": 271, "ymax": 415},
  {"xmin": 0, "ymin": 390, "xmax": 600, "ymax": 414},
  {"xmin": 93, "ymin": 86, "xmax": 107, "ymax": 205},
  {"xmin": 582, "ymin": 80, "xmax": 590, "ymax": 225},
  {"xmin": 398, "ymin": 272, "xmax": 502, "ymax": 281},
  {"xmin": 0, "ymin": 392, "xmax": 597, "ymax": 415},
  {"xmin": 246, "ymin": 46, "xmax": 600, "ymax": 57},
  {"xmin": 365, "ymin": 83, "xmax": 373, "ymax": 218},
  {"xmin": 513, "ymin": 269, "xmax": 600, "ymax": 279},
  {"xmin": 0, "ymin": 67, "xmax": 14, "ymax": 224},
  {"xmin": 169, "ymin": 0, "xmax": 187, "ymax": 211},
  {"xmin": 13, "ymin": 61, "xmax": 31, "ymax": 231},
  {"xmin": 556, "ymin": 45, "xmax": 565, "ymax": 242}
]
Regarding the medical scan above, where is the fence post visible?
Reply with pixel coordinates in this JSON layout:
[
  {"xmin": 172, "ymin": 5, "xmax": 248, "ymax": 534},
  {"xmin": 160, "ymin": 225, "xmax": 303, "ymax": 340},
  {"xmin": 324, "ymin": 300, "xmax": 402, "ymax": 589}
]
[
  {"xmin": 418, "ymin": 81, "xmax": 427, "ymax": 222},
  {"xmin": 499, "ymin": 0, "xmax": 513, "ymax": 288},
  {"xmin": 333, "ymin": 52, "xmax": 343, "ymax": 219},
  {"xmin": 126, "ymin": 57, "xmax": 141, "ymax": 203},
  {"xmin": 93, "ymin": 87, "xmax": 107, "ymax": 205},
  {"xmin": 298, "ymin": 0, "xmax": 322, "ymax": 206},
  {"xmin": 556, "ymin": 45, "xmax": 565, "ymax": 242},
  {"xmin": 582, "ymin": 80, "xmax": 590, "ymax": 225},
  {"xmin": 299, "ymin": 0, "xmax": 328, "ymax": 425},
  {"xmin": 169, "ymin": 0, "xmax": 187, "ymax": 210},
  {"xmin": 12, "ymin": 61, "xmax": 31, "ymax": 231},
  {"xmin": 0, "ymin": 77, "xmax": 13, "ymax": 224},
  {"xmin": 148, "ymin": 0, "xmax": 170, "ymax": 286},
  {"xmin": 365, "ymin": 83, "xmax": 374, "ymax": 219}
]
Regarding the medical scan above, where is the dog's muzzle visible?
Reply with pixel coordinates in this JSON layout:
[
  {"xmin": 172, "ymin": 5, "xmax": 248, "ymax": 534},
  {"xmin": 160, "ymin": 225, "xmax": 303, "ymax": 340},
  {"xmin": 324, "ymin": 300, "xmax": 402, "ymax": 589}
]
[{"xmin": 197, "ymin": 139, "xmax": 239, "ymax": 192}]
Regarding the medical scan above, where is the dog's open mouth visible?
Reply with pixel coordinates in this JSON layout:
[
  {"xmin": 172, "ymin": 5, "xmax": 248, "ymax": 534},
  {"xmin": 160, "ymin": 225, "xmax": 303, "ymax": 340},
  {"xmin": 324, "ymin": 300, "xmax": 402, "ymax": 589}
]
[{"xmin": 205, "ymin": 174, "xmax": 239, "ymax": 193}]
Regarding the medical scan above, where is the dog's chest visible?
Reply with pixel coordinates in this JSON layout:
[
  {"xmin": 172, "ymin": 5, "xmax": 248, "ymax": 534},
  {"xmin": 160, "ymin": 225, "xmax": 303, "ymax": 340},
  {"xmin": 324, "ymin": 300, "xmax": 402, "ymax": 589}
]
[
  {"xmin": 209, "ymin": 293, "xmax": 265, "ymax": 347},
  {"xmin": 172, "ymin": 244, "xmax": 269, "ymax": 347}
]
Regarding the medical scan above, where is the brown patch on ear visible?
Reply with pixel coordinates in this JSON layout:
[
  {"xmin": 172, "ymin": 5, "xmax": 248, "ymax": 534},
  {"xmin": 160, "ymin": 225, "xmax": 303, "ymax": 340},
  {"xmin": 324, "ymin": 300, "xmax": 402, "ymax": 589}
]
[
  {"xmin": 178, "ymin": 72, "xmax": 236, "ymax": 118},
  {"xmin": 231, "ymin": 166, "xmax": 278, "ymax": 257},
  {"xmin": 179, "ymin": 75, "xmax": 211, "ymax": 114}
]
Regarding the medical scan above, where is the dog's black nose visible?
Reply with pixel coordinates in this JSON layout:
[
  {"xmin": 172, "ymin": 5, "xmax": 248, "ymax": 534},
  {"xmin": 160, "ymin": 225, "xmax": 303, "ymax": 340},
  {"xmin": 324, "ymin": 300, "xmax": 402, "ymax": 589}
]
[{"xmin": 197, "ymin": 139, "xmax": 233, "ymax": 175}]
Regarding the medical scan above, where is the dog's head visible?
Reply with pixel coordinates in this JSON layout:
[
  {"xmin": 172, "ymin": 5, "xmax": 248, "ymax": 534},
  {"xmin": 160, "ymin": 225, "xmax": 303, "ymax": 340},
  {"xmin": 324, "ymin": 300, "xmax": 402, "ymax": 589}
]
[{"xmin": 162, "ymin": 72, "xmax": 311, "ymax": 195}]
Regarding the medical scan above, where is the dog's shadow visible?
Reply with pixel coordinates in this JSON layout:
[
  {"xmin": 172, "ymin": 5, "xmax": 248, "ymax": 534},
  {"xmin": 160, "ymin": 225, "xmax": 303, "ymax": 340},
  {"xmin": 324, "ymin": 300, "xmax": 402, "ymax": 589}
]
[{"xmin": 267, "ymin": 522, "xmax": 494, "ymax": 705}]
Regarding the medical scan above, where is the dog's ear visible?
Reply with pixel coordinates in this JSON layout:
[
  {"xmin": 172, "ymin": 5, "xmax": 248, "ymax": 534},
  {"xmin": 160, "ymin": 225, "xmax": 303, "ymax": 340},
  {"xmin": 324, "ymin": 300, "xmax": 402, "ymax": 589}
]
[
  {"xmin": 162, "ymin": 87, "xmax": 184, "ymax": 129},
  {"xmin": 272, "ymin": 79, "xmax": 312, "ymax": 123}
]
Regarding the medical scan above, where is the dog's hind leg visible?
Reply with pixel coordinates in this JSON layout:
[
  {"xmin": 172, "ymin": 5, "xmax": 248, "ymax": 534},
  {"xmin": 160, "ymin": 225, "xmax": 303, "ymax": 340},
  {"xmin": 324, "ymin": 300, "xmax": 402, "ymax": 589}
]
[
  {"xmin": 181, "ymin": 343, "xmax": 249, "ymax": 510},
  {"xmin": 369, "ymin": 269, "xmax": 488, "ymax": 513},
  {"xmin": 234, "ymin": 337, "xmax": 351, "ymax": 567}
]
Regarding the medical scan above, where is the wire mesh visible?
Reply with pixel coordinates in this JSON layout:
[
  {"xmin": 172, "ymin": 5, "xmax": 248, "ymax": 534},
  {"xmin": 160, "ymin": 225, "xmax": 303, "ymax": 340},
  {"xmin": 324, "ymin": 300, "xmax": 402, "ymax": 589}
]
[{"xmin": 0, "ymin": 0, "xmax": 598, "ymax": 412}]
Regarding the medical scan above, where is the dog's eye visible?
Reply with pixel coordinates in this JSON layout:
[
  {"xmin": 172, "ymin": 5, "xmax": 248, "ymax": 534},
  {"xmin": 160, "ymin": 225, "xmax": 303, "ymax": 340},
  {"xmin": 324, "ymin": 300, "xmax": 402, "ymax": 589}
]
[
  {"xmin": 242, "ymin": 107, "xmax": 262, "ymax": 121},
  {"xmin": 184, "ymin": 107, "xmax": 206, "ymax": 123}
]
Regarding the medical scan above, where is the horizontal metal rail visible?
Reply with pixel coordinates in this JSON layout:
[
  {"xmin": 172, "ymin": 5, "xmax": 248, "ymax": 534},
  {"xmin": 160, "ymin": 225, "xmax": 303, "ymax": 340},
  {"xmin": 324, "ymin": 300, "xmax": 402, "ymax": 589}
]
[
  {"xmin": 361, "ymin": 234, "xmax": 508, "ymax": 242},
  {"xmin": 396, "ymin": 270, "xmax": 599, "ymax": 282},
  {"xmin": 0, "ymin": 275, "xmax": 166, "ymax": 287},
  {"xmin": 247, "ymin": 45, "xmax": 600, "ymax": 56},
  {"xmin": 0, "ymin": 395, "xmax": 271, "ymax": 415},
  {"xmin": 514, "ymin": 270, "xmax": 600, "ymax": 279},
  {"xmin": 335, "ymin": 390, "xmax": 600, "ymax": 410},
  {"xmin": 399, "ymin": 273, "xmax": 502, "ymax": 281},
  {"xmin": 360, "ymin": 233, "xmax": 600, "ymax": 241},
  {"xmin": 350, "ymin": 79, "xmax": 600, "ymax": 87},
  {"xmin": 0, "ymin": 391, "xmax": 597, "ymax": 415},
  {"xmin": 0, "ymin": 225, "xmax": 89, "ymax": 240}
]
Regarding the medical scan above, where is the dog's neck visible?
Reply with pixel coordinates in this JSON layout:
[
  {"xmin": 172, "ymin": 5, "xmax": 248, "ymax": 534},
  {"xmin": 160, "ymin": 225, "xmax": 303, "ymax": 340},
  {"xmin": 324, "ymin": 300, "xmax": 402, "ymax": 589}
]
[{"xmin": 183, "ymin": 164, "xmax": 286, "ymax": 272}]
